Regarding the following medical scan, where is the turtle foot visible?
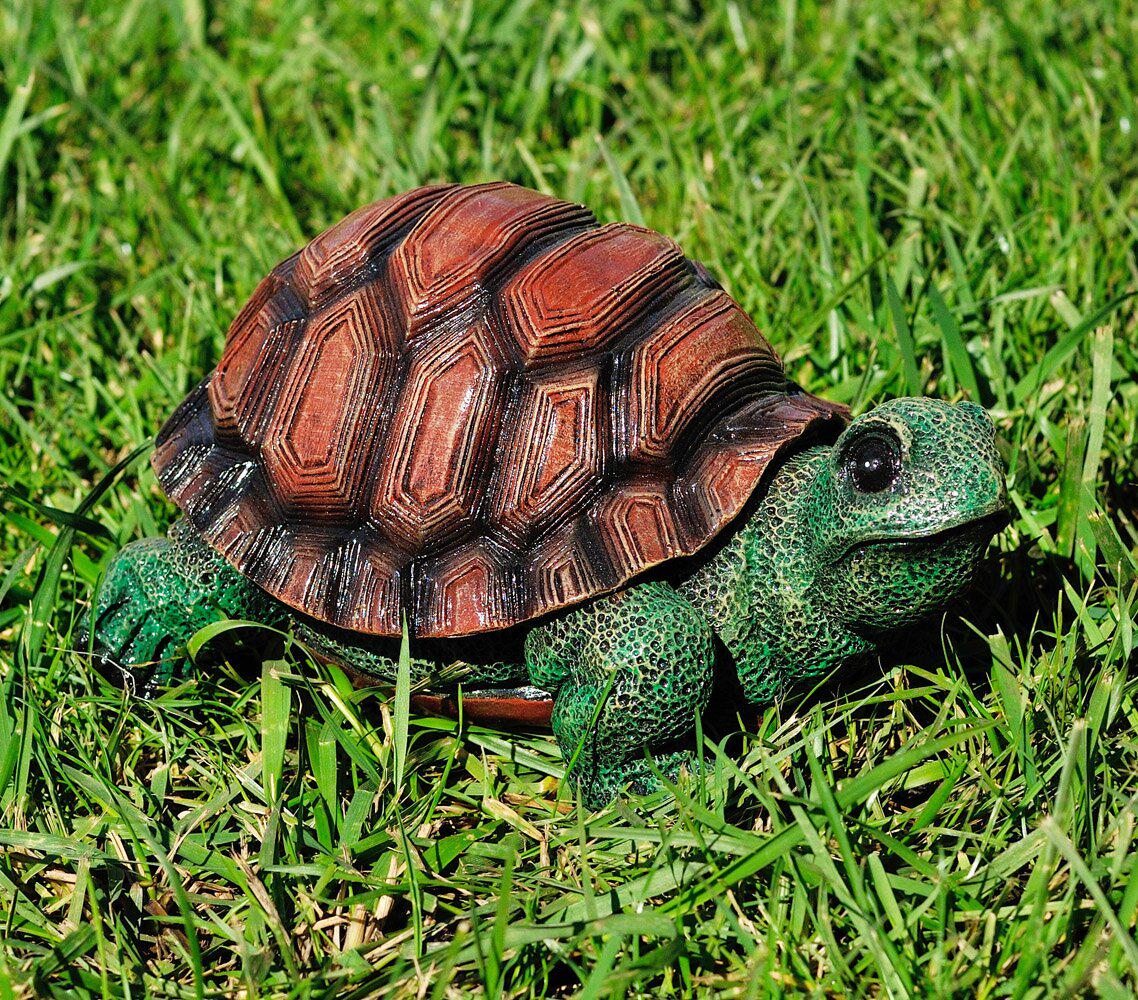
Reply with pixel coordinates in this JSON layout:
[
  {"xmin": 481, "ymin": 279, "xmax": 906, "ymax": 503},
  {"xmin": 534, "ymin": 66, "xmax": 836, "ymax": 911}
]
[
  {"xmin": 87, "ymin": 522, "xmax": 279, "ymax": 694},
  {"xmin": 88, "ymin": 536, "xmax": 192, "ymax": 693}
]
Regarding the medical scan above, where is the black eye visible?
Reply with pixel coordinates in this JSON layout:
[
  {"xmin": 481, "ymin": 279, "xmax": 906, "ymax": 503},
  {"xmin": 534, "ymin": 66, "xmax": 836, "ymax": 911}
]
[{"xmin": 843, "ymin": 433, "xmax": 901, "ymax": 493}]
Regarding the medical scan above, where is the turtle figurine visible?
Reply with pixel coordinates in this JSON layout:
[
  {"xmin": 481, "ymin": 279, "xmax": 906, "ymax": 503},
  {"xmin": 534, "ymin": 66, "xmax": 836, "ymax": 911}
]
[{"xmin": 89, "ymin": 182, "xmax": 1008, "ymax": 806}]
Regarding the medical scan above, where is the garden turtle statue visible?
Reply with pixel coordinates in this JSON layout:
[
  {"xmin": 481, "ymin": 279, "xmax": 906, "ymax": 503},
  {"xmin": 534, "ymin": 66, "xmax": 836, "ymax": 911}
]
[{"xmin": 89, "ymin": 182, "xmax": 1008, "ymax": 806}]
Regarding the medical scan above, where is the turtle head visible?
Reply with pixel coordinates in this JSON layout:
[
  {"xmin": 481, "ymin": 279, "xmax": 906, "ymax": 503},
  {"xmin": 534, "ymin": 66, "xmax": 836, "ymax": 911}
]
[{"xmin": 808, "ymin": 397, "xmax": 1008, "ymax": 633}]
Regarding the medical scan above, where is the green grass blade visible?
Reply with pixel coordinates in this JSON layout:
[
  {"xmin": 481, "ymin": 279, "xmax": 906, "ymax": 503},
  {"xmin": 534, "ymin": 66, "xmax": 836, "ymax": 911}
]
[
  {"xmin": 927, "ymin": 280, "xmax": 985, "ymax": 402},
  {"xmin": 260, "ymin": 657, "xmax": 291, "ymax": 804},
  {"xmin": 885, "ymin": 273, "xmax": 922, "ymax": 396},
  {"xmin": 393, "ymin": 612, "xmax": 412, "ymax": 797},
  {"xmin": 19, "ymin": 444, "xmax": 148, "ymax": 670},
  {"xmin": 0, "ymin": 69, "xmax": 35, "ymax": 197}
]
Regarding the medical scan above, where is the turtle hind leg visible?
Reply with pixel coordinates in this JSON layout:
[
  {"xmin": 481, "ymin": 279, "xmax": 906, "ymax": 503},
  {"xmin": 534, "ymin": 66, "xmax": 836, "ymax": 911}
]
[
  {"xmin": 525, "ymin": 581, "xmax": 716, "ymax": 808},
  {"xmin": 88, "ymin": 520, "xmax": 280, "ymax": 691}
]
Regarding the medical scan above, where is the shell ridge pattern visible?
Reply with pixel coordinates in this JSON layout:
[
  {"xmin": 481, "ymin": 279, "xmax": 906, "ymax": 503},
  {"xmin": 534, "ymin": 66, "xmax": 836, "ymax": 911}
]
[
  {"xmin": 390, "ymin": 183, "xmax": 597, "ymax": 340},
  {"xmin": 152, "ymin": 182, "xmax": 847, "ymax": 637},
  {"xmin": 293, "ymin": 184, "xmax": 459, "ymax": 310}
]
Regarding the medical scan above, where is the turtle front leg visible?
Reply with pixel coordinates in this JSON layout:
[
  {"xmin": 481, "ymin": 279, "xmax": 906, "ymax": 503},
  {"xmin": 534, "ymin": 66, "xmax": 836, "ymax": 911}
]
[
  {"xmin": 525, "ymin": 582, "xmax": 716, "ymax": 808},
  {"xmin": 89, "ymin": 520, "xmax": 280, "ymax": 689}
]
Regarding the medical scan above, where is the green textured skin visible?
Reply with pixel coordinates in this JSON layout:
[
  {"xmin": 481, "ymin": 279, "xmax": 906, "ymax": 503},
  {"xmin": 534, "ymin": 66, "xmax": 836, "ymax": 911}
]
[
  {"xmin": 525, "ymin": 582, "xmax": 715, "ymax": 804},
  {"xmin": 89, "ymin": 520, "xmax": 281, "ymax": 689},
  {"xmin": 91, "ymin": 398, "xmax": 1006, "ymax": 805}
]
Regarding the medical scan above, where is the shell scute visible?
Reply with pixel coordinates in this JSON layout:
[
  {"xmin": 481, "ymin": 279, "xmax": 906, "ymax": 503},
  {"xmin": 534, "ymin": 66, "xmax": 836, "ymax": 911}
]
[
  {"xmin": 260, "ymin": 282, "xmax": 397, "ymax": 517},
  {"xmin": 621, "ymin": 290, "xmax": 784, "ymax": 463},
  {"xmin": 415, "ymin": 541, "xmax": 515, "ymax": 635},
  {"xmin": 593, "ymin": 480, "xmax": 684, "ymax": 578},
  {"xmin": 389, "ymin": 183, "xmax": 595, "ymax": 338},
  {"xmin": 370, "ymin": 321, "xmax": 507, "ymax": 552},
  {"xmin": 208, "ymin": 277, "xmax": 305, "ymax": 444},
  {"xmin": 293, "ymin": 184, "xmax": 457, "ymax": 308},
  {"xmin": 342, "ymin": 543, "xmax": 404, "ymax": 635},
  {"xmin": 490, "ymin": 365, "xmax": 606, "ymax": 543},
  {"xmin": 501, "ymin": 223, "xmax": 687, "ymax": 365},
  {"xmin": 527, "ymin": 521, "xmax": 605, "ymax": 610}
]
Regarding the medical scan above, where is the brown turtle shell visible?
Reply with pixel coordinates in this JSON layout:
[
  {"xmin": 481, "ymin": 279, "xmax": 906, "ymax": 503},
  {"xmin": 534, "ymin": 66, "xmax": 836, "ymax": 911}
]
[{"xmin": 153, "ymin": 182, "xmax": 846, "ymax": 638}]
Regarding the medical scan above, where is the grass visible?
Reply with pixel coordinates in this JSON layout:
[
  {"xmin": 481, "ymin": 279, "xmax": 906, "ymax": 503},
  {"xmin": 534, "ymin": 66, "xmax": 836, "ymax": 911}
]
[{"xmin": 2, "ymin": 0, "xmax": 1137, "ymax": 994}]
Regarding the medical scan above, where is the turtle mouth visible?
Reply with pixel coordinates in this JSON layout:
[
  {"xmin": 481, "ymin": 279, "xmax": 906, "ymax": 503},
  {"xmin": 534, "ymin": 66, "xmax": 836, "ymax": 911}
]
[{"xmin": 828, "ymin": 503, "xmax": 1010, "ymax": 565}]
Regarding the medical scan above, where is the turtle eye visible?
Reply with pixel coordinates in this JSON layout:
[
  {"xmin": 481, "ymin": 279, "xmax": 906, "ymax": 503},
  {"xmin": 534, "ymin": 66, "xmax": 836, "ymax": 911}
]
[{"xmin": 842, "ymin": 432, "xmax": 901, "ymax": 493}]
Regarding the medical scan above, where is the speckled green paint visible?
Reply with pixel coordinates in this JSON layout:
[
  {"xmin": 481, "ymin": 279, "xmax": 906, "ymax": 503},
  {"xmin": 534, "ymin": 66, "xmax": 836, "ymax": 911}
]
[
  {"xmin": 89, "ymin": 520, "xmax": 280, "ymax": 688},
  {"xmin": 526, "ymin": 582, "xmax": 716, "ymax": 804},
  {"xmin": 92, "ymin": 398, "xmax": 1007, "ymax": 806}
]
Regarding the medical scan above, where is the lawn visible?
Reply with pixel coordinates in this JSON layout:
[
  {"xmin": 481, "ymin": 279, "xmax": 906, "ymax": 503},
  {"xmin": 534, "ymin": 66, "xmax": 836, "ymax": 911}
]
[{"xmin": 2, "ymin": 0, "xmax": 1137, "ymax": 995}]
